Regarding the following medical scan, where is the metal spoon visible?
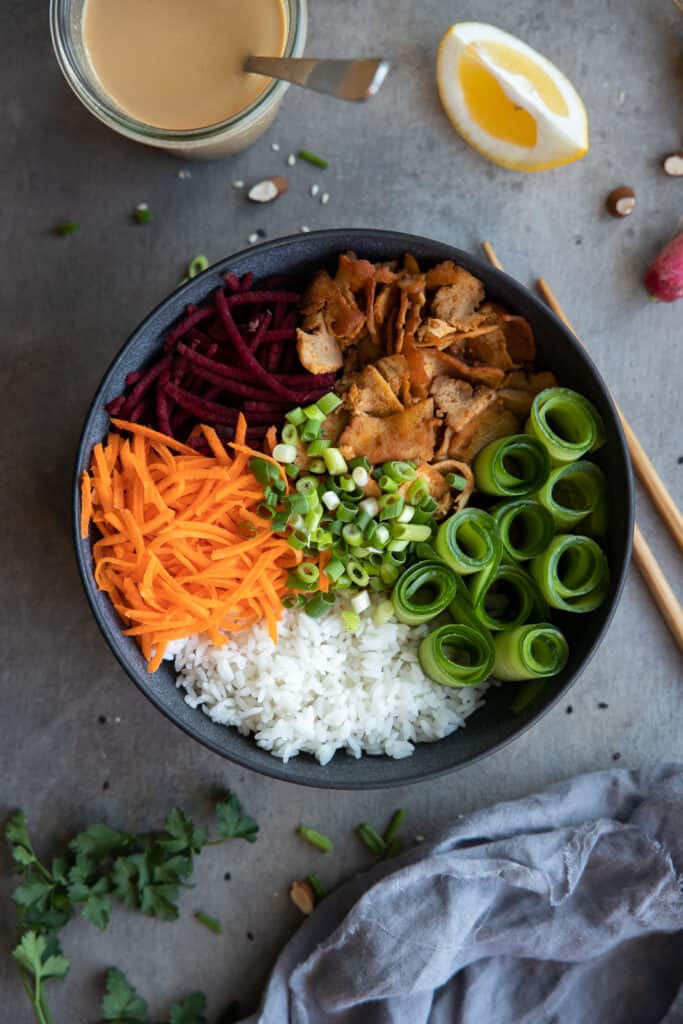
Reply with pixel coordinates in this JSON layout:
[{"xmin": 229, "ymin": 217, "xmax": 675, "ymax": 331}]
[{"xmin": 244, "ymin": 56, "xmax": 390, "ymax": 102}]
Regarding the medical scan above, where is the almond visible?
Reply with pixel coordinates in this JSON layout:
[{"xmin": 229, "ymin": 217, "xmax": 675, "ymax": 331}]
[{"xmin": 247, "ymin": 176, "xmax": 288, "ymax": 203}]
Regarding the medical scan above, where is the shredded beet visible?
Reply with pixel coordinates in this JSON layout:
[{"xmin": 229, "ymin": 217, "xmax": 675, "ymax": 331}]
[{"xmin": 106, "ymin": 271, "xmax": 335, "ymax": 447}]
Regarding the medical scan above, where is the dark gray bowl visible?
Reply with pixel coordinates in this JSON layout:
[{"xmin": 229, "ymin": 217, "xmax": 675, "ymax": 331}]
[{"xmin": 73, "ymin": 229, "xmax": 633, "ymax": 789}]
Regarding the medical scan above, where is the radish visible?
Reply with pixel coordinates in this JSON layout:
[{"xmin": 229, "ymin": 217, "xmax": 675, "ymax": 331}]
[{"xmin": 644, "ymin": 228, "xmax": 683, "ymax": 302}]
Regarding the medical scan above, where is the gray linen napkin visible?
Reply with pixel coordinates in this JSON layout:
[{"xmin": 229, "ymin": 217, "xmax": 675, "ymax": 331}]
[{"xmin": 246, "ymin": 765, "xmax": 683, "ymax": 1024}]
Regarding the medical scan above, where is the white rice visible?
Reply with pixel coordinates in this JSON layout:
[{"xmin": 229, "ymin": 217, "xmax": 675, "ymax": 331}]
[{"xmin": 165, "ymin": 601, "xmax": 488, "ymax": 765}]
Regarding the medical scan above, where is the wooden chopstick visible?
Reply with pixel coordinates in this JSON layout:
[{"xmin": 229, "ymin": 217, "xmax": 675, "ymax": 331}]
[
  {"xmin": 481, "ymin": 241, "xmax": 683, "ymax": 652},
  {"xmin": 536, "ymin": 278, "xmax": 683, "ymax": 553}
]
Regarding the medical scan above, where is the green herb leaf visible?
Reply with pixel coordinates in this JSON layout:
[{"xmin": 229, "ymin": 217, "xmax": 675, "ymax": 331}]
[
  {"xmin": 169, "ymin": 992, "xmax": 207, "ymax": 1024},
  {"xmin": 215, "ymin": 794, "xmax": 259, "ymax": 844},
  {"xmin": 160, "ymin": 809, "xmax": 208, "ymax": 856},
  {"xmin": 69, "ymin": 824, "xmax": 130, "ymax": 862},
  {"xmin": 194, "ymin": 910, "xmax": 222, "ymax": 934},
  {"xmin": 101, "ymin": 968, "xmax": 149, "ymax": 1022},
  {"xmin": 139, "ymin": 883, "xmax": 180, "ymax": 921},
  {"xmin": 6, "ymin": 811, "xmax": 35, "ymax": 858},
  {"xmin": 12, "ymin": 931, "xmax": 70, "ymax": 982},
  {"xmin": 13, "ymin": 878, "xmax": 56, "ymax": 910}
]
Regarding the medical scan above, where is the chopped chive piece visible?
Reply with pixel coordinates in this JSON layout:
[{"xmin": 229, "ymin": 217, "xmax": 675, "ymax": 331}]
[
  {"xmin": 325, "ymin": 558, "xmax": 345, "ymax": 582},
  {"xmin": 283, "ymin": 593, "xmax": 305, "ymax": 608},
  {"xmin": 273, "ymin": 442, "xmax": 297, "ymax": 463},
  {"xmin": 379, "ymin": 495, "xmax": 405, "ymax": 520},
  {"xmin": 286, "ymin": 492, "xmax": 309, "ymax": 516},
  {"xmin": 287, "ymin": 532, "xmax": 308, "ymax": 551},
  {"xmin": 249, "ymin": 456, "xmax": 279, "ymax": 484},
  {"xmin": 298, "ymin": 149, "xmax": 328, "ymax": 169},
  {"xmin": 347, "ymin": 560, "xmax": 369, "ymax": 587},
  {"xmin": 285, "ymin": 463, "xmax": 300, "ymax": 479},
  {"xmin": 188, "ymin": 254, "xmax": 209, "ymax": 277},
  {"xmin": 419, "ymin": 496, "xmax": 438, "ymax": 513},
  {"xmin": 390, "ymin": 523, "xmax": 432, "ymax": 542},
  {"xmin": 134, "ymin": 204, "xmax": 153, "ymax": 225},
  {"xmin": 383, "ymin": 809, "xmax": 406, "ymax": 845},
  {"xmin": 322, "ymin": 490, "xmax": 340, "ymax": 511},
  {"xmin": 385, "ymin": 836, "xmax": 404, "ymax": 858},
  {"xmin": 308, "ymin": 457, "xmax": 326, "ymax": 474},
  {"xmin": 271, "ymin": 510, "xmax": 289, "ymax": 531},
  {"xmin": 194, "ymin": 910, "xmax": 222, "ymax": 934},
  {"xmin": 316, "ymin": 392, "xmax": 342, "ymax": 414},
  {"xmin": 281, "ymin": 423, "xmax": 299, "ymax": 445},
  {"xmin": 342, "ymin": 523, "xmax": 363, "ymax": 546},
  {"xmin": 336, "ymin": 502, "xmax": 357, "ymax": 523},
  {"xmin": 296, "ymin": 476, "xmax": 318, "ymax": 495},
  {"xmin": 341, "ymin": 609, "xmax": 361, "ymax": 634},
  {"xmin": 307, "ymin": 872, "xmax": 327, "ymax": 901},
  {"xmin": 55, "ymin": 219, "xmax": 79, "ymax": 236},
  {"xmin": 297, "ymin": 826, "xmax": 334, "ymax": 852},
  {"xmin": 286, "ymin": 406, "xmax": 306, "ymax": 425},
  {"xmin": 349, "ymin": 456, "xmax": 371, "ymax": 471},
  {"xmin": 382, "ymin": 461, "xmax": 417, "ymax": 483},
  {"xmin": 356, "ymin": 823, "xmax": 386, "ymax": 857},
  {"xmin": 407, "ymin": 478, "xmax": 430, "ymax": 505},
  {"xmin": 287, "ymin": 570, "xmax": 316, "ymax": 590},
  {"xmin": 378, "ymin": 475, "xmax": 398, "ymax": 493},
  {"xmin": 446, "ymin": 472, "xmax": 468, "ymax": 490},
  {"xmin": 300, "ymin": 419, "xmax": 323, "ymax": 441}
]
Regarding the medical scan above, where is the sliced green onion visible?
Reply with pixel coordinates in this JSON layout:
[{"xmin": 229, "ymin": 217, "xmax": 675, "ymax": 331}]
[
  {"xmin": 343, "ymin": 523, "xmax": 363, "ymax": 547},
  {"xmin": 534, "ymin": 461, "xmax": 607, "ymax": 533},
  {"xmin": 282, "ymin": 593, "xmax": 306, "ymax": 609},
  {"xmin": 307, "ymin": 438, "xmax": 332, "ymax": 455},
  {"xmin": 392, "ymin": 560, "xmax": 459, "ymax": 625},
  {"xmin": 356, "ymin": 823, "xmax": 386, "ymax": 857},
  {"xmin": 296, "ymin": 563, "xmax": 320, "ymax": 586},
  {"xmin": 526, "ymin": 387, "xmax": 606, "ymax": 464},
  {"xmin": 309, "ymin": 457, "xmax": 326, "ymax": 474},
  {"xmin": 491, "ymin": 499, "xmax": 556, "ymax": 562},
  {"xmin": 286, "ymin": 493, "xmax": 308, "ymax": 516},
  {"xmin": 305, "ymin": 594, "xmax": 336, "ymax": 620},
  {"xmin": 273, "ymin": 443, "xmax": 297, "ymax": 464},
  {"xmin": 359, "ymin": 497, "xmax": 379, "ymax": 518},
  {"xmin": 249, "ymin": 456, "xmax": 279, "ymax": 485},
  {"xmin": 373, "ymin": 600, "xmax": 395, "ymax": 625},
  {"xmin": 287, "ymin": 531, "xmax": 308, "ymax": 551},
  {"xmin": 307, "ymin": 873, "xmax": 326, "ymax": 900},
  {"xmin": 301, "ymin": 419, "xmax": 322, "ymax": 441},
  {"xmin": 298, "ymin": 149, "xmax": 329, "ymax": 169},
  {"xmin": 352, "ymin": 466, "xmax": 369, "ymax": 487},
  {"xmin": 347, "ymin": 561, "xmax": 369, "ymax": 586},
  {"xmin": 297, "ymin": 825, "xmax": 334, "ymax": 852},
  {"xmin": 286, "ymin": 406, "xmax": 306, "ymax": 425},
  {"xmin": 188, "ymin": 254, "xmax": 208, "ymax": 277},
  {"xmin": 379, "ymin": 494, "xmax": 405, "ymax": 520},
  {"xmin": 317, "ymin": 392, "xmax": 342, "ymax": 414},
  {"xmin": 334, "ymin": 573, "xmax": 351, "ymax": 589},
  {"xmin": 531, "ymin": 534, "xmax": 609, "ymax": 613},
  {"xmin": 382, "ymin": 461, "xmax": 417, "ymax": 483},
  {"xmin": 349, "ymin": 456, "xmax": 371, "ymax": 471},
  {"xmin": 312, "ymin": 529, "xmax": 333, "ymax": 549},
  {"xmin": 387, "ymin": 539, "xmax": 409, "ymax": 553},
  {"xmin": 383, "ymin": 809, "xmax": 406, "ymax": 845},
  {"xmin": 378, "ymin": 475, "xmax": 398, "ymax": 493},
  {"xmin": 55, "ymin": 220, "xmax": 79, "ymax": 236},
  {"xmin": 272, "ymin": 477, "xmax": 287, "ymax": 494},
  {"xmin": 271, "ymin": 510, "xmax": 289, "ymax": 532},
  {"xmin": 322, "ymin": 490, "xmax": 340, "ymax": 511},
  {"xmin": 391, "ymin": 523, "xmax": 432, "ymax": 543},
  {"xmin": 397, "ymin": 505, "xmax": 415, "ymax": 524},
  {"xmin": 285, "ymin": 464, "xmax": 300, "ymax": 480},
  {"xmin": 296, "ymin": 475, "xmax": 317, "ymax": 496},
  {"xmin": 281, "ymin": 423, "xmax": 299, "ymax": 445},
  {"xmin": 303, "ymin": 402, "xmax": 326, "ymax": 421},
  {"xmin": 351, "ymin": 589, "xmax": 370, "ymax": 613},
  {"xmin": 323, "ymin": 448, "xmax": 348, "ymax": 475},
  {"xmin": 374, "ymin": 524, "xmax": 390, "ymax": 548},
  {"xmin": 473, "ymin": 434, "xmax": 550, "ymax": 498},
  {"xmin": 493, "ymin": 624, "xmax": 569, "ymax": 681},
  {"xmin": 325, "ymin": 558, "xmax": 345, "ymax": 582},
  {"xmin": 379, "ymin": 560, "xmax": 400, "ymax": 586},
  {"xmin": 336, "ymin": 502, "xmax": 357, "ymax": 523},
  {"xmin": 304, "ymin": 507, "xmax": 322, "ymax": 533},
  {"xmin": 287, "ymin": 571, "xmax": 316, "ymax": 590},
  {"xmin": 407, "ymin": 478, "xmax": 430, "ymax": 505},
  {"xmin": 194, "ymin": 910, "xmax": 222, "ymax": 934},
  {"xmin": 419, "ymin": 623, "xmax": 495, "ymax": 688},
  {"xmin": 341, "ymin": 609, "xmax": 361, "ymax": 633},
  {"xmin": 446, "ymin": 473, "xmax": 468, "ymax": 491},
  {"xmin": 339, "ymin": 475, "xmax": 356, "ymax": 493}
]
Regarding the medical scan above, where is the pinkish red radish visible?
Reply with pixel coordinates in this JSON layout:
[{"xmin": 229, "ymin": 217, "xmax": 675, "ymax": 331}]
[{"xmin": 644, "ymin": 228, "xmax": 683, "ymax": 302}]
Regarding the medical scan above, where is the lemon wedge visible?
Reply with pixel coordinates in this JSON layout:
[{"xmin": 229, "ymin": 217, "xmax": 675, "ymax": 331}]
[{"xmin": 437, "ymin": 22, "xmax": 588, "ymax": 172}]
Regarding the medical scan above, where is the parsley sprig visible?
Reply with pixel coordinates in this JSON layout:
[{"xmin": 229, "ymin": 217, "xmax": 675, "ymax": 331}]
[
  {"xmin": 100, "ymin": 968, "xmax": 207, "ymax": 1024},
  {"xmin": 6, "ymin": 793, "xmax": 258, "ymax": 1024}
]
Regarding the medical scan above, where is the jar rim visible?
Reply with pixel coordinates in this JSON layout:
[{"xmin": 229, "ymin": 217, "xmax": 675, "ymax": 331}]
[{"xmin": 49, "ymin": 0, "xmax": 307, "ymax": 143}]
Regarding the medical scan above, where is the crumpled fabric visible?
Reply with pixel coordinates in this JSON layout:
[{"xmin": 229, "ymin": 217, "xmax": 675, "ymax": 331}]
[{"xmin": 246, "ymin": 765, "xmax": 683, "ymax": 1024}]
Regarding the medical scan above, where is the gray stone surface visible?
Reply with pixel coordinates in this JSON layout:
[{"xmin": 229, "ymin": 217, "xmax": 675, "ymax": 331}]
[{"xmin": 1, "ymin": 0, "xmax": 681, "ymax": 1019}]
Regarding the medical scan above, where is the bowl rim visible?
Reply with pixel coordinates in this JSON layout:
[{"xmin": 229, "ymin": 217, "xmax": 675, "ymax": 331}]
[{"xmin": 72, "ymin": 228, "xmax": 634, "ymax": 789}]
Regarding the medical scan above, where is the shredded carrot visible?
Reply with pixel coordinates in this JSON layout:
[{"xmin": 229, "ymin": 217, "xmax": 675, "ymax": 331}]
[
  {"xmin": 318, "ymin": 549, "xmax": 331, "ymax": 594},
  {"xmin": 264, "ymin": 425, "xmax": 277, "ymax": 455},
  {"xmin": 82, "ymin": 421, "xmax": 294, "ymax": 672}
]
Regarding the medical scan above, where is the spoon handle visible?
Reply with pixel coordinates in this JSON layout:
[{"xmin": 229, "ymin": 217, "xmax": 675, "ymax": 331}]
[{"xmin": 244, "ymin": 56, "xmax": 389, "ymax": 101}]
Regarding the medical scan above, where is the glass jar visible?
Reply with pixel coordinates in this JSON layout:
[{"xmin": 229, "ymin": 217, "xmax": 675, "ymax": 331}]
[{"xmin": 49, "ymin": 0, "xmax": 307, "ymax": 159}]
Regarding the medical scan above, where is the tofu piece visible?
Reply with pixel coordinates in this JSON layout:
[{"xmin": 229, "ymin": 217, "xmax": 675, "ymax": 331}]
[
  {"xmin": 431, "ymin": 378, "xmax": 498, "ymax": 434},
  {"xmin": 375, "ymin": 354, "xmax": 409, "ymax": 396},
  {"xmin": 430, "ymin": 267, "xmax": 485, "ymax": 324},
  {"xmin": 463, "ymin": 327, "xmax": 516, "ymax": 370},
  {"xmin": 497, "ymin": 370, "xmax": 558, "ymax": 416},
  {"xmin": 339, "ymin": 398, "xmax": 437, "ymax": 464},
  {"xmin": 296, "ymin": 314, "xmax": 344, "ymax": 374},
  {"xmin": 346, "ymin": 364, "xmax": 404, "ymax": 416},
  {"xmin": 448, "ymin": 403, "xmax": 521, "ymax": 463}
]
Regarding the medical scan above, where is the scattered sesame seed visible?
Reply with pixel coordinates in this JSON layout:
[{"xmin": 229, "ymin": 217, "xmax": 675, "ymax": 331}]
[
  {"xmin": 98, "ymin": 715, "xmax": 107, "ymax": 724},
  {"xmin": 612, "ymin": 752, "xmax": 621, "ymax": 761},
  {"xmin": 414, "ymin": 834, "xmax": 425, "ymax": 843},
  {"xmin": 135, "ymin": 202, "xmax": 149, "ymax": 212},
  {"xmin": 232, "ymin": 179, "xmax": 245, "ymax": 189},
  {"xmin": 320, "ymin": 192, "xmax": 330, "ymax": 205},
  {"xmin": 678, "ymin": 456, "xmax": 683, "ymax": 465},
  {"xmin": 597, "ymin": 702, "xmax": 609, "ymax": 709},
  {"xmin": 271, "ymin": 142, "xmax": 281, "ymax": 151},
  {"xmin": 114, "ymin": 716, "xmax": 121, "ymax": 723},
  {"xmin": 256, "ymin": 228, "xmax": 266, "ymax": 238},
  {"xmin": 566, "ymin": 705, "xmax": 573, "ymax": 714},
  {"xmin": 310, "ymin": 184, "xmax": 320, "ymax": 197},
  {"xmin": 177, "ymin": 169, "xmax": 192, "ymax": 180},
  {"xmin": 102, "ymin": 780, "xmax": 110, "ymax": 791},
  {"xmin": 248, "ymin": 232, "xmax": 260, "ymax": 245},
  {"xmin": 246, "ymin": 931, "xmax": 255, "ymax": 941},
  {"xmin": 287, "ymin": 154, "xmax": 296, "ymax": 166},
  {"xmin": 300, "ymin": 225, "xmax": 310, "ymax": 233},
  {"xmin": 224, "ymin": 872, "xmax": 232, "ymax": 881}
]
